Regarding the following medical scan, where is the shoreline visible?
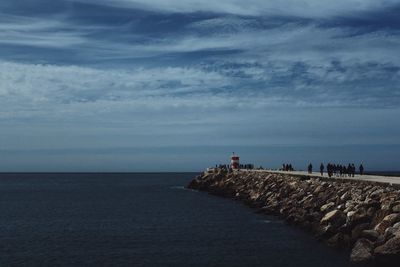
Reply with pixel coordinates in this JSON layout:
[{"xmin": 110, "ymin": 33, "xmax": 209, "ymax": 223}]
[{"xmin": 187, "ymin": 169, "xmax": 400, "ymax": 265}]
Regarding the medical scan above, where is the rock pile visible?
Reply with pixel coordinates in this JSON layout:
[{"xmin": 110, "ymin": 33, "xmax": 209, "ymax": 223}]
[{"xmin": 188, "ymin": 170, "xmax": 400, "ymax": 265}]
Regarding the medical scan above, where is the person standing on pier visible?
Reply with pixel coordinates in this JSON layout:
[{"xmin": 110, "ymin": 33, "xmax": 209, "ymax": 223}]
[
  {"xmin": 320, "ymin": 163, "xmax": 324, "ymax": 176},
  {"xmin": 308, "ymin": 163, "xmax": 313, "ymax": 174},
  {"xmin": 359, "ymin": 164, "xmax": 364, "ymax": 175}
]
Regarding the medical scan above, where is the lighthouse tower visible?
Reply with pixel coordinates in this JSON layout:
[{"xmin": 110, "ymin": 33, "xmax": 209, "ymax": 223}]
[{"xmin": 230, "ymin": 153, "xmax": 240, "ymax": 170}]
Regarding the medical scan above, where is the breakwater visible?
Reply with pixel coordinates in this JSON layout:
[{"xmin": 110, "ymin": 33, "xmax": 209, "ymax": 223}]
[{"xmin": 187, "ymin": 170, "xmax": 400, "ymax": 265}]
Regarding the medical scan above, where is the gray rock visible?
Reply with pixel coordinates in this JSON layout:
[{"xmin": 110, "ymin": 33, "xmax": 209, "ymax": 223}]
[
  {"xmin": 375, "ymin": 213, "xmax": 400, "ymax": 234},
  {"xmin": 350, "ymin": 238, "xmax": 374, "ymax": 263},
  {"xmin": 393, "ymin": 204, "xmax": 400, "ymax": 213},
  {"xmin": 320, "ymin": 202, "xmax": 335, "ymax": 213},
  {"xmin": 374, "ymin": 236, "xmax": 400, "ymax": 264},
  {"xmin": 321, "ymin": 210, "xmax": 346, "ymax": 226},
  {"xmin": 351, "ymin": 223, "xmax": 371, "ymax": 242},
  {"xmin": 361, "ymin": 229, "xmax": 380, "ymax": 241}
]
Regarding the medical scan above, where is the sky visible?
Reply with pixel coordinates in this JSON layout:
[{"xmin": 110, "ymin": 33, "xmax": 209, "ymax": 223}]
[{"xmin": 0, "ymin": 0, "xmax": 400, "ymax": 172}]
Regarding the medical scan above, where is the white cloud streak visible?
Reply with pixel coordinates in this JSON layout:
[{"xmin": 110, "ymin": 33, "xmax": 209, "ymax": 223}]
[{"xmin": 71, "ymin": 0, "xmax": 400, "ymax": 17}]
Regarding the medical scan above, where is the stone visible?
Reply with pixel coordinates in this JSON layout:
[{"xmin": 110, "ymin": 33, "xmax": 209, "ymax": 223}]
[
  {"xmin": 361, "ymin": 229, "xmax": 380, "ymax": 241},
  {"xmin": 340, "ymin": 192, "xmax": 351, "ymax": 202},
  {"xmin": 347, "ymin": 207, "xmax": 369, "ymax": 227},
  {"xmin": 392, "ymin": 204, "xmax": 400, "ymax": 213},
  {"xmin": 350, "ymin": 238, "xmax": 374, "ymax": 263},
  {"xmin": 384, "ymin": 223, "xmax": 400, "ymax": 240},
  {"xmin": 375, "ymin": 213, "xmax": 400, "ymax": 234},
  {"xmin": 327, "ymin": 233, "xmax": 350, "ymax": 248},
  {"xmin": 351, "ymin": 223, "xmax": 371, "ymax": 242},
  {"xmin": 313, "ymin": 185, "xmax": 325, "ymax": 194},
  {"xmin": 321, "ymin": 210, "xmax": 346, "ymax": 227},
  {"xmin": 370, "ymin": 189, "xmax": 384, "ymax": 199},
  {"xmin": 374, "ymin": 236, "xmax": 400, "ymax": 265},
  {"xmin": 320, "ymin": 202, "xmax": 335, "ymax": 213},
  {"xmin": 367, "ymin": 206, "xmax": 377, "ymax": 218}
]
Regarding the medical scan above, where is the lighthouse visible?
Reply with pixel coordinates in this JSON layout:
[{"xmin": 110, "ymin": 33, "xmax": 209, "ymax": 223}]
[{"xmin": 230, "ymin": 153, "xmax": 240, "ymax": 170}]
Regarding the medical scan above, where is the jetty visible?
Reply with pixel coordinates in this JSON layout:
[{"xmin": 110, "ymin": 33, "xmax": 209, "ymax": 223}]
[
  {"xmin": 249, "ymin": 169, "xmax": 400, "ymax": 187},
  {"xmin": 188, "ymin": 169, "xmax": 400, "ymax": 265}
]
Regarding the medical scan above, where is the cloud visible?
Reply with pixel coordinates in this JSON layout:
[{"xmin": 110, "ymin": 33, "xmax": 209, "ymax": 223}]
[
  {"xmin": 71, "ymin": 0, "xmax": 400, "ymax": 17},
  {"xmin": 1, "ymin": 0, "xmax": 400, "ymax": 170}
]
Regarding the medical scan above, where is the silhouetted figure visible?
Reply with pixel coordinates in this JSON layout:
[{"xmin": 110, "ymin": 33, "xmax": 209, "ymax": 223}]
[
  {"xmin": 351, "ymin": 164, "xmax": 355, "ymax": 177},
  {"xmin": 327, "ymin": 163, "xmax": 331, "ymax": 177},
  {"xmin": 320, "ymin": 163, "xmax": 324, "ymax": 176},
  {"xmin": 347, "ymin": 164, "xmax": 352, "ymax": 177},
  {"xmin": 308, "ymin": 163, "xmax": 313, "ymax": 174},
  {"xmin": 359, "ymin": 164, "xmax": 364, "ymax": 175}
]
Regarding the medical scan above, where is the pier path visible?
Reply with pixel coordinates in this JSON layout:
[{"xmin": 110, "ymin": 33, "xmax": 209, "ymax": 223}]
[{"xmin": 240, "ymin": 169, "xmax": 400, "ymax": 186}]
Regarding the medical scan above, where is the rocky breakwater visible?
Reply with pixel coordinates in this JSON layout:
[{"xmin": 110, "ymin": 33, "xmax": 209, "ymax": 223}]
[{"xmin": 187, "ymin": 170, "xmax": 400, "ymax": 265}]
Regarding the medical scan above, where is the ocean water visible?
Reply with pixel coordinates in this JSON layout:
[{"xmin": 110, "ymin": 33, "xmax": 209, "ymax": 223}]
[{"xmin": 0, "ymin": 173, "xmax": 351, "ymax": 267}]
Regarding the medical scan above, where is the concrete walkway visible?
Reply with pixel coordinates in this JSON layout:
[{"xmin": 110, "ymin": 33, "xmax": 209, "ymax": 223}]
[{"xmin": 241, "ymin": 169, "xmax": 400, "ymax": 186}]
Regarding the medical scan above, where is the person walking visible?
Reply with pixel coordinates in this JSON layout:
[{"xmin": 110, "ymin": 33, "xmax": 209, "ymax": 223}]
[
  {"xmin": 320, "ymin": 163, "xmax": 324, "ymax": 176},
  {"xmin": 308, "ymin": 163, "xmax": 313, "ymax": 174},
  {"xmin": 359, "ymin": 164, "xmax": 364, "ymax": 176}
]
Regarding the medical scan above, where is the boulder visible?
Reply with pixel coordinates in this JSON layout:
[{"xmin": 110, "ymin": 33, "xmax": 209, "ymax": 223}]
[
  {"xmin": 340, "ymin": 192, "xmax": 351, "ymax": 202},
  {"xmin": 375, "ymin": 213, "xmax": 400, "ymax": 234},
  {"xmin": 372, "ymin": 209, "xmax": 392, "ymax": 226},
  {"xmin": 327, "ymin": 233, "xmax": 350, "ymax": 248},
  {"xmin": 347, "ymin": 207, "xmax": 369, "ymax": 227},
  {"xmin": 374, "ymin": 236, "xmax": 400, "ymax": 265},
  {"xmin": 383, "ymin": 223, "xmax": 400, "ymax": 241},
  {"xmin": 361, "ymin": 229, "xmax": 380, "ymax": 241},
  {"xmin": 321, "ymin": 210, "xmax": 346, "ymax": 228},
  {"xmin": 313, "ymin": 185, "xmax": 325, "ymax": 194},
  {"xmin": 351, "ymin": 223, "xmax": 371, "ymax": 242},
  {"xmin": 350, "ymin": 238, "xmax": 374, "ymax": 263},
  {"xmin": 320, "ymin": 202, "xmax": 335, "ymax": 213},
  {"xmin": 392, "ymin": 204, "xmax": 400, "ymax": 213}
]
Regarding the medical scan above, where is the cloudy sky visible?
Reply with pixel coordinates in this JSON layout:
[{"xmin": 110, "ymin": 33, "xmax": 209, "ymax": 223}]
[{"xmin": 0, "ymin": 0, "xmax": 399, "ymax": 171}]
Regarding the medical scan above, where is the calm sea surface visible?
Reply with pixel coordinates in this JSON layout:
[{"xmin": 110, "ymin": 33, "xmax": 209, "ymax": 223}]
[{"xmin": 0, "ymin": 173, "xmax": 351, "ymax": 267}]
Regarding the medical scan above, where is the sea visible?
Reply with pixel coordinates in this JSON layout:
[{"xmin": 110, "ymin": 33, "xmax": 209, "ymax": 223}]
[{"xmin": 0, "ymin": 172, "xmax": 352, "ymax": 267}]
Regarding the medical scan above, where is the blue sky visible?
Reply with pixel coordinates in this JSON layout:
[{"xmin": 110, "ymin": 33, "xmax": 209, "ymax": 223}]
[{"xmin": 0, "ymin": 0, "xmax": 400, "ymax": 171}]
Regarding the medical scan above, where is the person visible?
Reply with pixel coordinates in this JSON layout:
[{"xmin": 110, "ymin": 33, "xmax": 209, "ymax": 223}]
[
  {"xmin": 327, "ymin": 163, "xmax": 331, "ymax": 177},
  {"xmin": 308, "ymin": 163, "xmax": 313, "ymax": 174},
  {"xmin": 359, "ymin": 164, "xmax": 364, "ymax": 175},
  {"xmin": 347, "ymin": 163, "xmax": 352, "ymax": 177},
  {"xmin": 351, "ymin": 163, "xmax": 355, "ymax": 177},
  {"xmin": 320, "ymin": 163, "xmax": 324, "ymax": 176}
]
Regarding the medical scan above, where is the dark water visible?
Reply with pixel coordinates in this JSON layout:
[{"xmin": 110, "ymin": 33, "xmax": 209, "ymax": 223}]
[{"xmin": 0, "ymin": 173, "xmax": 351, "ymax": 267}]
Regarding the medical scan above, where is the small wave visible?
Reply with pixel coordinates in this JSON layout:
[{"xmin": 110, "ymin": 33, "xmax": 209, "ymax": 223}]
[{"xmin": 170, "ymin": 185, "xmax": 186, "ymax": 190}]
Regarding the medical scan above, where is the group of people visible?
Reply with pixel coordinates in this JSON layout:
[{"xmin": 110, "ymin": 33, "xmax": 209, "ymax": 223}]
[
  {"xmin": 307, "ymin": 163, "xmax": 364, "ymax": 177},
  {"xmin": 281, "ymin": 163, "xmax": 294, "ymax": 171}
]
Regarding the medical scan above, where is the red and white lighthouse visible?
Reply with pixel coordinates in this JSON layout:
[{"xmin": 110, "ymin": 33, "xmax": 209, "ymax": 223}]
[{"xmin": 230, "ymin": 153, "xmax": 240, "ymax": 170}]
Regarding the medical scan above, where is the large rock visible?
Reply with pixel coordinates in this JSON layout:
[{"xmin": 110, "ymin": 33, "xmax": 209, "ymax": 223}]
[
  {"xmin": 347, "ymin": 207, "xmax": 369, "ymax": 227},
  {"xmin": 374, "ymin": 236, "xmax": 400, "ymax": 265},
  {"xmin": 327, "ymin": 233, "xmax": 350, "ymax": 248},
  {"xmin": 361, "ymin": 229, "xmax": 380, "ymax": 241},
  {"xmin": 321, "ymin": 210, "xmax": 346, "ymax": 228},
  {"xmin": 351, "ymin": 223, "xmax": 371, "ymax": 242},
  {"xmin": 392, "ymin": 204, "xmax": 400, "ymax": 213},
  {"xmin": 375, "ymin": 213, "xmax": 400, "ymax": 234},
  {"xmin": 350, "ymin": 238, "xmax": 374, "ymax": 263},
  {"xmin": 320, "ymin": 202, "xmax": 335, "ymax": 212}
]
